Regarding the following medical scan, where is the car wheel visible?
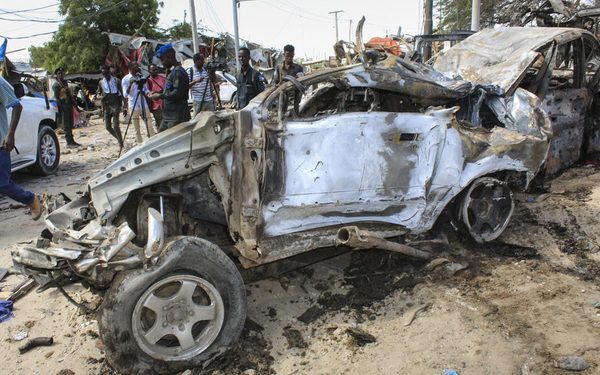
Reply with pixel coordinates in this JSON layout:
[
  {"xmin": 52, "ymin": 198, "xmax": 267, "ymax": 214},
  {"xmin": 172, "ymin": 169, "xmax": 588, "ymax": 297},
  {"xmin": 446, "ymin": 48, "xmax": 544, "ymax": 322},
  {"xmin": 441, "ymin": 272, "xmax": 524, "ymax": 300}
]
[
  {"xmin": 99, "ymin": 237, "xmax": 246, "ymax": 374},
  {"xmin": 458, "ymin": 177, "xmax": 514, "ymax": 243},
  {"xmin": 30, "ymin": 125, "xmax": 60, "ymax": 175}
]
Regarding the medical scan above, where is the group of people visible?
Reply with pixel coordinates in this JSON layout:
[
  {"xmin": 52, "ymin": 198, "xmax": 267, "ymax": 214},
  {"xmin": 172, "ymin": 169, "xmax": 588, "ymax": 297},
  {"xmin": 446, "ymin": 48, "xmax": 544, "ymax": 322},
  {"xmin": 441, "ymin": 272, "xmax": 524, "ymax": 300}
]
[{"xmin": 0, "ymin": 42, "xmax": 306, "ymax": 222}]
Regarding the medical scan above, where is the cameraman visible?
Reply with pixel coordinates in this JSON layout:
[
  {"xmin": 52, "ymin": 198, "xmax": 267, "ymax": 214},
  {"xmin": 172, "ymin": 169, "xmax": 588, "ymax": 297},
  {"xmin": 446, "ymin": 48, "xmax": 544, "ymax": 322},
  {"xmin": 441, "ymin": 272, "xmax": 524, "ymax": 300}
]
[
  {"xmin": 188, "ymin": 53, "xmax": 215, "ymax": 116},
  {"xmin": 122, "ymin": 61, "xmax": 155, "ymax": 144}
]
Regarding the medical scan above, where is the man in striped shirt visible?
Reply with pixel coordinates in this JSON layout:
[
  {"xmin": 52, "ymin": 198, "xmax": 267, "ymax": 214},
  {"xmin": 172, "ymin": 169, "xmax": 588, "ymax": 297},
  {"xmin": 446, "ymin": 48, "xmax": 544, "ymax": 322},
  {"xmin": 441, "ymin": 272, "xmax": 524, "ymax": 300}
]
[{"xmin": 188, "ymin": 53, "xmax": 214, "ymax": 116}]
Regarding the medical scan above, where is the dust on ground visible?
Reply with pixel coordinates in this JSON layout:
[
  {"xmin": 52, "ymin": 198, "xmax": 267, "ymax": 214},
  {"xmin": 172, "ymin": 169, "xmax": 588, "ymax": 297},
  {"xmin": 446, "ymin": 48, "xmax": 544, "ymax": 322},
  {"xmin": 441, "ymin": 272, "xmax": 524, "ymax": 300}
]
[{"xmin": 1, "ymin": 119, "xmax": 600, "ymax": 375}]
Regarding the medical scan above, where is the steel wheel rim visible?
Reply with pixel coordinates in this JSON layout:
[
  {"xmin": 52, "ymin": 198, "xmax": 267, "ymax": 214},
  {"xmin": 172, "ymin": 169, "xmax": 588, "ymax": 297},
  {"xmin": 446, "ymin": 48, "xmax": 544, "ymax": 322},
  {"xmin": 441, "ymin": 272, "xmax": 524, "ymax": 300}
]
[
  {"xmin": 40, "ymin": 133, "xmax": 57, "ymax": 167},
  {"xmin": 132, "ymin": 274, "xmax": 225, "ymax": 361},
  {"xmin": 461, "ymin": 177, "xmax": 514, "ymax": 243}
]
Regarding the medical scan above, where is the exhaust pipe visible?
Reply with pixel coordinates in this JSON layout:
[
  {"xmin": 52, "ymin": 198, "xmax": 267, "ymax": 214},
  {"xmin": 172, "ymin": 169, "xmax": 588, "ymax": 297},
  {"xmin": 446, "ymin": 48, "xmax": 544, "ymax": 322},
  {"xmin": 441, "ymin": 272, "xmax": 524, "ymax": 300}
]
[
  {"xmin": 144, "ymin": 208, "xmax": 165, "ymax": 259},
  {"xmin": 335, "ymin": 226, "xmax": 431, "ymax": 260}
]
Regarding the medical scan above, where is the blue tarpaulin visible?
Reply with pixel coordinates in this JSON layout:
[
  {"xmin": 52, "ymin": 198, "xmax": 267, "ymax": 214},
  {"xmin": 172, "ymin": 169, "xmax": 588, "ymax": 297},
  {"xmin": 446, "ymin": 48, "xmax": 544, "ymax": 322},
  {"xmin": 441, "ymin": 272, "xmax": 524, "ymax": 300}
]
[{"xmin": 0, "ymin": 300, "xmax": 14, "ymax": 323}]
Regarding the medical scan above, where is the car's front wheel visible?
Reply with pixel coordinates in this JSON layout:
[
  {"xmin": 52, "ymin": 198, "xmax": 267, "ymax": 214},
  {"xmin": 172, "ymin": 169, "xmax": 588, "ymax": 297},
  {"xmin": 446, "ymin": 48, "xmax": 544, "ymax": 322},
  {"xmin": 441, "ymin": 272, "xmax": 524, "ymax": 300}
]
[
  {"xmin": 99, "ymin": 237, "xmax": 247, "ymax": 374},
  {"xmin": 30, "ymin": 125, "xmax": 60, "ymax": 175},
  {"xmin": 458, "ymin": 177, "xmax": 514, "ymax": 243}
]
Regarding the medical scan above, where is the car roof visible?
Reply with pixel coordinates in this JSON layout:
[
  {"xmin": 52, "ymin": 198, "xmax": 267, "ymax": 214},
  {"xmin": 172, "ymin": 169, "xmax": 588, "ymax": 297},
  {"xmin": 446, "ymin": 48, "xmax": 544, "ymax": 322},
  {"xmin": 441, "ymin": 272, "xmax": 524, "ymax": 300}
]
[{"xmin": 433, "ymin": 27, "xmax": 596, "ymax": 94}]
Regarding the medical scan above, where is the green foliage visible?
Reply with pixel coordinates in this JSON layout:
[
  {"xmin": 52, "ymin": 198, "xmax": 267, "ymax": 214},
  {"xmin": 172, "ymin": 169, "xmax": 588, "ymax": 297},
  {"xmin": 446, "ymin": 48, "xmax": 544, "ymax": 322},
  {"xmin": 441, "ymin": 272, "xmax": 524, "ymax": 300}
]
[
  {"xmin": 29, "ymin": 0, "xmax": 163, "ymax": 73},
  {"xmin": 165, "ymin": 21, "xmax": 192, "ymax": 40}
]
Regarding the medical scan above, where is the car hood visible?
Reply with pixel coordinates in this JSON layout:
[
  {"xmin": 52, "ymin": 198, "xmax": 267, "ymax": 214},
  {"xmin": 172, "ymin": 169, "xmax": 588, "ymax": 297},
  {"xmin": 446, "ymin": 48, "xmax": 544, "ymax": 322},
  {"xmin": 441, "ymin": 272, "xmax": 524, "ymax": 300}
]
[
  {"xmin": 433, "ymin": 27, "xmax": 586, "ymax": 94},
  {"xmin": 88, "ymin": 111, "xmax": 235, "ymax": 222}
]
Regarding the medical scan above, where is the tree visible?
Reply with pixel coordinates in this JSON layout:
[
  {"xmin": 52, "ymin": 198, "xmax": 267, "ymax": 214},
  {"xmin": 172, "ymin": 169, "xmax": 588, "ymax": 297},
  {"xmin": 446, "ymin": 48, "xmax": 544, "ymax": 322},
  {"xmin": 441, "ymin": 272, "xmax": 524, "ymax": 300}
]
[
  {"xmin": 29, "ymin": 0, "xmax": 163, "ymax": 73},
  {"xmin": 164, "ymin": 21, "xmax": 192, "ymax": 40}
]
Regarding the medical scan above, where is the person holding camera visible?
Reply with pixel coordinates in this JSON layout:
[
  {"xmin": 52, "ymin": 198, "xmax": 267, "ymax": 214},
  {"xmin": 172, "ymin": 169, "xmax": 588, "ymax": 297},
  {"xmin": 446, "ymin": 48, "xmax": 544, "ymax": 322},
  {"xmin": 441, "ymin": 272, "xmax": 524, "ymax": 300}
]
[
  {"xmin": 122, "ymin": 61, "xmax": 155, "ymax": 144},
  {"xmin": 188, "ymin": 53, "xmax": 215, "ymax": 116},
  {"xmin": 98, "ymin": 65, "xmax": 125, "ymax": 147}
]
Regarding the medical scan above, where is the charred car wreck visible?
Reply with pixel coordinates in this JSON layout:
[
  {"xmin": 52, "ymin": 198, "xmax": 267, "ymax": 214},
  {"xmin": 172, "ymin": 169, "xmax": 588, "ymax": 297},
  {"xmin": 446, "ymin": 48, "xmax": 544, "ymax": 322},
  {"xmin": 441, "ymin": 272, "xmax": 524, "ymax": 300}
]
[{"xmin": 16, "ymin": 24, "xmax": 600, "ymax": 374}]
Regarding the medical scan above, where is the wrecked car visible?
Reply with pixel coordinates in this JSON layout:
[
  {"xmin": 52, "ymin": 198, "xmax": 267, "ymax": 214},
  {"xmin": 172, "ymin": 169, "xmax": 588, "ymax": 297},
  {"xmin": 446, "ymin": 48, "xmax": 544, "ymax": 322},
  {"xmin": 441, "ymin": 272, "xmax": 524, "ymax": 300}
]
[
  {"xmin": 432, "ymin": 26, "xmax": 600, "ymax": 176},
  {"xmin": 13, "ymin": 24, "xmax": 560, "ymax": 374}
]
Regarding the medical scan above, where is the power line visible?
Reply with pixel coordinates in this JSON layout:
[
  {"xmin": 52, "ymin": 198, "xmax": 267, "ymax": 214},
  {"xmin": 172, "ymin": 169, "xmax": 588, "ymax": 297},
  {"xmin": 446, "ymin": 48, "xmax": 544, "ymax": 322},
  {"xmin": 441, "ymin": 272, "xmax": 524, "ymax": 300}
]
[
  {"xmin": 0, "ymin": 31, "xmax": 56, "ymax": 40},
  {"xmin": 0, "ymin": 3, "xmax": 59, "ymax": 15}
]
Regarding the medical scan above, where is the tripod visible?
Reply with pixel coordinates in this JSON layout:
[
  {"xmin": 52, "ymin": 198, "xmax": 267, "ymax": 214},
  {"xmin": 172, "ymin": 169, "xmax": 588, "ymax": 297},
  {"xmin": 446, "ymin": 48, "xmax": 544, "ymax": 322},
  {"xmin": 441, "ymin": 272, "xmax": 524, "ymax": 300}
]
[{"xmin": 119, "ymin": 78, "xmax": 153, "ymax": 157}]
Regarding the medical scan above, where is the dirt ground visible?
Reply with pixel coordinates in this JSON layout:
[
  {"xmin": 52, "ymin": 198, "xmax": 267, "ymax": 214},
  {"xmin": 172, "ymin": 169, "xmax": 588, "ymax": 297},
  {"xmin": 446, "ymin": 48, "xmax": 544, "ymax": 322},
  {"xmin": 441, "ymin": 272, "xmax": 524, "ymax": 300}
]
[{"xmin": 1, "ymin": 118, "xmax": 600, "ymax": 375}]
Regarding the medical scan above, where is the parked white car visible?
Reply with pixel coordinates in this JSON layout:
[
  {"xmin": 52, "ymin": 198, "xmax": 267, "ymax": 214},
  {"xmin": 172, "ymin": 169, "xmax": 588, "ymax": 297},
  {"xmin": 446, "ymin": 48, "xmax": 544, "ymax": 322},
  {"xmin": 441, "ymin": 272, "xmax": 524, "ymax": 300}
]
[
  {"xmin": 8, "ymin": 83, "xmax": 60, "ymax": 175},
  {"xmin": 214, "ymin": 70, "xmax": 237, "ymax": 104}
]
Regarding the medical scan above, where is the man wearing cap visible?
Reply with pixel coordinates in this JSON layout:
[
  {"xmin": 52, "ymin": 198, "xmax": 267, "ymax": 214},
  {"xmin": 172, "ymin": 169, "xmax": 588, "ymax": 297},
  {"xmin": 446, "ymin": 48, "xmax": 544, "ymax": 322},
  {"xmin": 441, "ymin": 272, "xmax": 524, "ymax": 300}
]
[
  {"xmin": 52, "ymin": 67, "xmax": 81, "ymax": 147},
  {"xmin": 0, "ymin": 76, "xmax": 42, "ymax": 220},
  {"xmin": 149, "ymin": 44, "xmax": 190, "ymax": 131},
  {"xmin": 273, "ymin": 44, "xmax": 304, "ymax": 85}
]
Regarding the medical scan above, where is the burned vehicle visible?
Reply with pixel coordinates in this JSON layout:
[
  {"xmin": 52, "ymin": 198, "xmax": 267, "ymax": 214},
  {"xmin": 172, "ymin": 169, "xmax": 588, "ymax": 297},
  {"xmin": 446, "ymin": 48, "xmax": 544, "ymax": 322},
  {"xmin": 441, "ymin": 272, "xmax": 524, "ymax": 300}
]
[
  {"xmin": 13, "ymin": 25, "xmax": 562, "ymax": 374},
  {"xmin": 433, "ymin": 27, "xmax": 600, "ymax": 175}
]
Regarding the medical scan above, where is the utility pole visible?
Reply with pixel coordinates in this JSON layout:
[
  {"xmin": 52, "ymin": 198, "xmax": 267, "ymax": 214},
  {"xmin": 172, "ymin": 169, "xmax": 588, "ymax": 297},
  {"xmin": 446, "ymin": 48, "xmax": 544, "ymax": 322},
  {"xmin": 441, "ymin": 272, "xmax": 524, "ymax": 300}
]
[
  {"xmin": 233, "ymin": 0, "xmax": 240, "ymax": 72},
  {"xmin": 329, "ymin": 10, "xmax": 344, "ymax": 42},
  {"xmin": 423, "ymin": 0, "xmax": 433, "ymax": 61},
  {"xmin": 471, "ymin": 0, "xmax": 481, "ymax": 31},
  {"xmin": 349, "ymin": 19, "xmax": 352, "ymax": 43},
  {"xmin": 189, "ymin": 0, "xmax": 199, "ymax": 54}
]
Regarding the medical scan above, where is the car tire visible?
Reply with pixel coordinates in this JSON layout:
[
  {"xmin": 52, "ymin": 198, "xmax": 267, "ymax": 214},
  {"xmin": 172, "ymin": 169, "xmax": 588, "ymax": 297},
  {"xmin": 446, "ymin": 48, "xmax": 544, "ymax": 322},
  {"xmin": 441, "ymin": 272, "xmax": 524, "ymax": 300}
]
[
  {"xmin": 99, "ymin": 236, "xmax": 247, "ymax": 374},
  {"xmin": 30, "ymin": 125, "xmax": 60, "ymax": 175},
  {"xmin": 457, "ymin": 177, "xmax": 514, "ymax": 243}
]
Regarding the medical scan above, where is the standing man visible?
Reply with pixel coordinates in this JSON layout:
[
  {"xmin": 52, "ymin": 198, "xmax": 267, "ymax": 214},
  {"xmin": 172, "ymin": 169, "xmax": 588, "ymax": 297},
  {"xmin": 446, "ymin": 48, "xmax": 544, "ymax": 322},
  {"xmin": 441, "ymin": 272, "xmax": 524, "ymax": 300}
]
[
  {"xmin": 52, "ymin": 67, "xmax": 81, "ymax": 148},
  {"xmin": 97, "ymin": 65, "xmax": 125, "ymax": 147},
  {"xmin": 188, "ymin": 53, "xmax": 215, "ymax": 116},
  {"xmin": 150, "ymin": 44, "xmax": 190, "ymax": 132},
  {"xmin": 122, "ymin": 61, "xmax": 155, "ymax": 144},
  {"xmin": 146, "ymin": 63, "xmax": 166, "ymax": 133},
  {"xmin": 236, "ymin": 47, "xmax": 266, "ymax": 109},
  {"xmin": 273, "ymin": 44, "xmax": 305, "ymax": 84},
  {"xmin": 0, "ymin": 76, "xmax": 42, "ymax": 220}
]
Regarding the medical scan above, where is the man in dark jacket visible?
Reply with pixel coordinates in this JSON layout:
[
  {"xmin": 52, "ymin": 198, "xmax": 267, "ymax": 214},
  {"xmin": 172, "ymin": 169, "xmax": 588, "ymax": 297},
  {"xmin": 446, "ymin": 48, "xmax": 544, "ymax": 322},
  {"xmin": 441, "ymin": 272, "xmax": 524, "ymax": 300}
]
[
  {"xmin": 52, "ymin": 67, "xmax": 81, "ymax": 147},
  {"xmin": 236, "ymin": 47, "xmax": 266, "ymax": 110},
  {"xmin": 273, "ymin": 44, "xmax": 304, "ymax": 84},
  {"xmin": 150, "ymin": 44, "xmax": 190, "ymax": 131}
]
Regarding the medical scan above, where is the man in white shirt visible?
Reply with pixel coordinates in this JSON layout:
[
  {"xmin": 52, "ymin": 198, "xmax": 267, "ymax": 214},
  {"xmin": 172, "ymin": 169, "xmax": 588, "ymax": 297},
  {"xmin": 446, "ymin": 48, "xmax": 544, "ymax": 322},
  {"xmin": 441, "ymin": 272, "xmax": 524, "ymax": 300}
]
[{"xmin": 122, "ymin": 61, "xmax": 155, "ymax": 144}]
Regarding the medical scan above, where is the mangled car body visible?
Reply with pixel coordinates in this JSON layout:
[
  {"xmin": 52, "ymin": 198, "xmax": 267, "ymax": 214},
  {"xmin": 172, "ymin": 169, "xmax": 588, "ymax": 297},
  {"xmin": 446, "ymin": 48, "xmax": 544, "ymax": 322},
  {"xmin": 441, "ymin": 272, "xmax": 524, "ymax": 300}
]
[{"xmin": 17, "ymin": 25, "xmax": 596, "ymax": 374}]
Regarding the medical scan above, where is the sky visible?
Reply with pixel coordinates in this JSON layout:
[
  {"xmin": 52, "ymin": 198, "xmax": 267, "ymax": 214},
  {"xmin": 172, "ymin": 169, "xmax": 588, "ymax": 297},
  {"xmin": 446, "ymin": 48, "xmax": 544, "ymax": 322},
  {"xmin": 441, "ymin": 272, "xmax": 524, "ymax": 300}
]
[{"xmin": 0, "ymin": 0, "xmax": 424, "ymax": 63}]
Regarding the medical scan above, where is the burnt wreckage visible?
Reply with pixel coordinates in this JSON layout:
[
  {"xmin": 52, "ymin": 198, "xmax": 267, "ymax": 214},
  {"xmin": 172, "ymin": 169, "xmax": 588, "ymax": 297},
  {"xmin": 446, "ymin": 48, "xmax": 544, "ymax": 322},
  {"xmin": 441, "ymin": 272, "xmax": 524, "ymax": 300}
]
[{"xmin": 14, "ymin": 24, "xmax": 600, "ymax": 374}]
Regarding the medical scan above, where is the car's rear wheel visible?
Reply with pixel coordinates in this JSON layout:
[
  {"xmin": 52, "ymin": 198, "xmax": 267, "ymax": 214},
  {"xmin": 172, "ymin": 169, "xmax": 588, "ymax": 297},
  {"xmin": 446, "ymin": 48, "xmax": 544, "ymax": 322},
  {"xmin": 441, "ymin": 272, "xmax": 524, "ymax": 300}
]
[
  {"xmin": 99, "ymin": 237, "xmax": 246, "ymax": 374},
  {"xmin": 30, "ymin": 125, "xmax": 60, "ymax": 175},
  {"xmin": 458, "ymin": 177, "xmax": 514, "ymax": 243}
]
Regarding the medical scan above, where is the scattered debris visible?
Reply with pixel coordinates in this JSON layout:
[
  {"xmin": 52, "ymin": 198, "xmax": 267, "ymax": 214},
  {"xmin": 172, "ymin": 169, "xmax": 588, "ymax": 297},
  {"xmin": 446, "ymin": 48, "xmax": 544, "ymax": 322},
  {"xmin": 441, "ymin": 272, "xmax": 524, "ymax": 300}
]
[
  {"xmin": 590, "ymin": 300, "xmax": 600, "ymax": 308},
  {"xmin": 402, "ymin": 303, "xmax": 431, "ymax": 326},
  {"xmin": 282, "ymin": 327, "xmax": 308, "ymax": 349},
  {"xmin": 445, "ymin": 263, "xmax": 468, "ymax": 275},
  {"xmin": 487, "ymin": 243, "xmax": 539, "ymax": 259},
  {"xmin": 0, "ymin": 268, "xmax": 8, "ymax": 282},
  {"xmin": 442, "ymin": 369, "xmax": 459, "ymax": 375},
  {"xmin": 297, "ymin": 305, "xmax": 324, "ymax": 324},
  {"xmin": 425, "ymin": 258, "xmax": 450, "ymax": 271},
  {"xmin": 13, "ymin": 331, "xmax": 28, "ymax": 341},
  {"xmin": 56, "ymin": 370, "xmax": 75, "ymax": 375},
  {"xmin": 8, "ymin": 278, "xmax": 37, "ymax": 302},
  {"xmin": 18, "ymin": 337, "xmax": 54, "ymax": 354},
  {"xmin": 345, "ymin": 327, "xmax": 377, "ymax": 346},
  {"xmin": 554, "ymin": 356, "xmax": 589, "ymax": 371}
]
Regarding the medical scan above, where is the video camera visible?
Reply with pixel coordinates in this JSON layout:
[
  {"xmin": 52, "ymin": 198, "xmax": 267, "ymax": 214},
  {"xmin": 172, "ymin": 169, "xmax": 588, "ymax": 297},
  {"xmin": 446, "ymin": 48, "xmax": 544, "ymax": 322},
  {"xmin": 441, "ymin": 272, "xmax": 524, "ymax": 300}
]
[{"xmin": 132, "ymin": 73, "xmax": 147, "ymax": 87}]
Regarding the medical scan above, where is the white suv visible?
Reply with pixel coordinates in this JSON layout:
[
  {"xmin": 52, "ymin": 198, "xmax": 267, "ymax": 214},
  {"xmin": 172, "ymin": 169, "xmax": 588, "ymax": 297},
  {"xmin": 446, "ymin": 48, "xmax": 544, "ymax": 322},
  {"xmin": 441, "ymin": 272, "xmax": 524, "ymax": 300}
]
[{"xmin": 8, "ymin": 83, "xmax": 60, "ymax": 175}]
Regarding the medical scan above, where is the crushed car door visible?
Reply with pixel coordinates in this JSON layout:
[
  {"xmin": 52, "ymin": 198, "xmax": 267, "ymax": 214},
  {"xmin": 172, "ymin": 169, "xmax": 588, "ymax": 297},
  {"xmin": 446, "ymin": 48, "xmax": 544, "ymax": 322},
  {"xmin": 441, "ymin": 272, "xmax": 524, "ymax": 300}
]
[
  {"xmin": 261, "ymin": 110, "xmax": 446, "ymax": 237},
  {"xmin": 537, "ymin": 36, "xmax": 590, "ymax": 175}
]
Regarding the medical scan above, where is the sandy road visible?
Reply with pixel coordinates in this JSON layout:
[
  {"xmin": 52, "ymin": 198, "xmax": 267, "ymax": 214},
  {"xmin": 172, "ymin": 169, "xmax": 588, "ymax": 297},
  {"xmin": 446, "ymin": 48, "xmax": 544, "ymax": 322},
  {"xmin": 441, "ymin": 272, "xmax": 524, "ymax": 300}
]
[{"xmin": 1, "ymin": 119, "xmax": 599, "ymax": 375}]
